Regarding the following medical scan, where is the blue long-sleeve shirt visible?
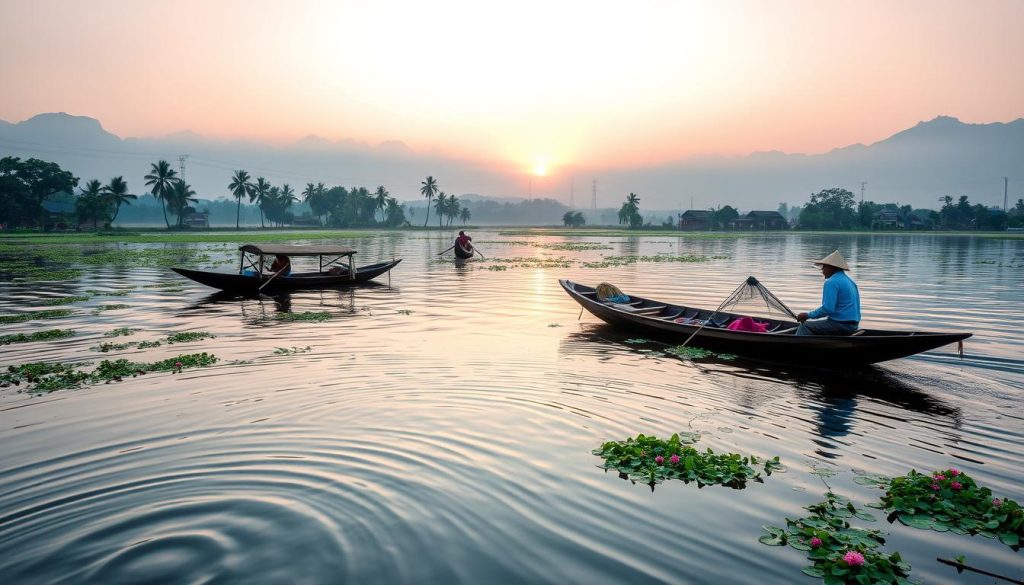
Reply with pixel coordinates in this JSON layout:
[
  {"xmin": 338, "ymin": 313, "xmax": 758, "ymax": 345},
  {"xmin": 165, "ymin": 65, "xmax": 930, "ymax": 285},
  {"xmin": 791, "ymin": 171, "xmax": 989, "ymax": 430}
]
[{"xmin": 807, "ymin": 271, "xmax": 861, "ymax": 323}]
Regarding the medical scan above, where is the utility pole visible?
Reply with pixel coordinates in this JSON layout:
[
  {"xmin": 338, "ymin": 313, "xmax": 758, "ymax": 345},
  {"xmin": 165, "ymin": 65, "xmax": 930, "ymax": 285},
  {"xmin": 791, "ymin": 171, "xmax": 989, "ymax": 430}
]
[
  {"xmin": 591, "ymin": 179, "xmax": 597, "ymax": 210},
  {"xmin": 859, "ymin": 181, "xmax": 867, "ymax": 204},
  {"xmin": 570, "ymin": 177, "xmax": 575, "ymax": 210},
  {"xmin": 1005, "ymin": 177, "xmax": 1009, "ymax": 212},
  {"xmin": 178, "ymin": 154, "xmax": 190, "ymax": 182},
  {"xmin": 690, "ymin": 196, "xmax": 694, "ymax": 211}
]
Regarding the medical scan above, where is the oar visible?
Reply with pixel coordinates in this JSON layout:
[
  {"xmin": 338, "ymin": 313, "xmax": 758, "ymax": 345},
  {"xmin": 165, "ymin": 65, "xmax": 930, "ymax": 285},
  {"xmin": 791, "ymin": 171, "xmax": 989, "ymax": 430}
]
[
  {"xmin": 937, "ymin": 557, "xmax": 1024, "ymax": 584},
  {"xmin": 474, "ymin": 247, "xmax": 486, "ymax": 260},
  {"xmin": 258, "ymin": 265, "xmax": 288, "ymax": 291},
  {"xmin": 437, "ymin": 244, "xmax": 455, "ymax": 256}
]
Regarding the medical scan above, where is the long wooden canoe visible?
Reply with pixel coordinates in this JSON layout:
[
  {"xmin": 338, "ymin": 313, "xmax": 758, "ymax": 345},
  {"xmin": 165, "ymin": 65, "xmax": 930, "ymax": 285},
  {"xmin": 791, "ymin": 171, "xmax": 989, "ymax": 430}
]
[{"xmin": 560, "ymin": 279, "xmax": 971, "ymax": 367}]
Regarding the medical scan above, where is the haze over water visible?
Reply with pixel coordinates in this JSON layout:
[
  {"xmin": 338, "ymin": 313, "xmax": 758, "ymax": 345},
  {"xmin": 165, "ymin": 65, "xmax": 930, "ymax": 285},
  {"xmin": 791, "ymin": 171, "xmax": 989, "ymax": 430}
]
[{"xmin": 0, "ymin": 231, "xmax": 1021, "ymax": 583}]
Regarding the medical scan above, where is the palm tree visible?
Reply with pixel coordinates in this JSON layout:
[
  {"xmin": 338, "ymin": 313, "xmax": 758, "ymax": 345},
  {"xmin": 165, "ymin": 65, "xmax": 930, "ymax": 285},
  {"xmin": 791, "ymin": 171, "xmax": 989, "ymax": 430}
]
[
  {"xmin": 374, "ymin": 186, "xmax": 390, "ymax": 223},
  {"xmin": 385, "ymin": 197, "xmax": 404, "ymax": 226},
  {"xmin": 144, "ymin": 160, "xmax": 177, "ymax": 228},
  {"xmin": 460, "ymin": 207, "xmax": 471, "ymax": 226},
  {"xmin": 278, "ymin": 184, "xmax": 297, "ymax": 226},
  {"xmin": 251, "ymin": 177, "xmax": 272, "ymax": 228},
  {"xmin": 420, "ymin": 176, "xmax": 438, "ymax": 227},
  {"xmin": 618, "ymin": 192, "xmax": 642, "ymax": 228},
  {"xmin": 228, "ymin": 170, "xmax": 253, "ymax": 229},
  {"xmin": 434, "ymin": 192, "xmax": 448, "ymax": 228},
  {"xmin": 101, "ymin": 176, "xmax": 136, "ymax": 225},
  {"xmin": 446, "ymin": 195, "xmax": 460, "ymax": 227},
  {"xmin": 76, "ymin": 179, "xmax": 106, "ymax": 229},
  {"xmin": 167, "ymin": 179, "xmax": 198, "ymax": 227}
]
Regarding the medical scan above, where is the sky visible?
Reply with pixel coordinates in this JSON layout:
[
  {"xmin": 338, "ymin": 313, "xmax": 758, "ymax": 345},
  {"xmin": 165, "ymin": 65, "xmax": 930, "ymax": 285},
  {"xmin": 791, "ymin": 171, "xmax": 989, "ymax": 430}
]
[{"xmin": 1, "ymin": 0, "xmax": 1023, "ymax": 182}]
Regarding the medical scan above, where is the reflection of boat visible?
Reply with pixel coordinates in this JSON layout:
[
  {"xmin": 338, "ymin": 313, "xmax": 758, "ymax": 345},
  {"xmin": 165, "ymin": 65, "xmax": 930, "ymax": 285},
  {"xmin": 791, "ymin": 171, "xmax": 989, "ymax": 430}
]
[
  {"xmin": 560, "ymin": 279, "xmax": 972, "ymax": 368},
  {"xmin": 173, "ymin": 244, "xmax": 401, "ymax": 293},
  {"xmin": 454, "ymin": 242, "xmax": 475, "ymax": 259}
]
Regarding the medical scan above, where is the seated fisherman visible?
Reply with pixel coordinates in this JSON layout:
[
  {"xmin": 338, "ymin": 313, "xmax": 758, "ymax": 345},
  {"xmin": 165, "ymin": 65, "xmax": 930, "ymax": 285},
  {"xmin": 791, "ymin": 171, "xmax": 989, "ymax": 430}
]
[
  {"xmin": 269, "ymin": 254, "xmax": 291, "ymax": 277},
  {"xmin": 796, "ymin": 250, "xmax": 860, "ymax": 336},
  {"xmin": 455, "ymin": 230, "xmax": 473, "ymax": 250}
]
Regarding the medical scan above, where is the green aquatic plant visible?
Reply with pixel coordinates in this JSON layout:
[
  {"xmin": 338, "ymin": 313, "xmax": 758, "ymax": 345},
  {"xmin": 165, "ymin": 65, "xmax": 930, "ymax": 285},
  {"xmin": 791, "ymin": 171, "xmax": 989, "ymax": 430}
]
[
  {"xmin": 581, "ymin": 254, "xmax": 726, "ymax": 269},
  {"xmin": 0, "ymin": 362, "xmax": 92, "ymax": 392},
  {"xmin": 866, "ymin": 468, "xmax": 1023, "ymax": 548},
  {"xmin": 92, "ymin": 353, "xmax": 219, "ymax": 382},
  {"xmin": 547, "ymin": 323, "xmax": 562, "ymax": 328},
  {"xmin": 166, "ymin": 331, "xmax": 216, "ymax": 343},
  {"xmin": 663, "ymin": 345, "xmax": 737, "ymax": 361},
  {"xmin": 92, "ymin": 304, "xmax": 130, "ymax": 314},
  {"xmin": 13, "ymin": 268, "xmax": 84, "ymax": 282},
  {"xmin": 274, "ymin": 346, "xmax": 312, "ymax": 355},
  {"xmin": 0, "ymin": 329, "xmax": 76, "ymax": 345},
  {"xmin": 275, "ymin": 311, "xmax": 332, "ymax": 322},
  {"xmin": 623, "ymin": 338, "xmax": 651, "ymax": 344},
  {"xmin": 41, "ymin": 295, "xmax": 92, "ymax": 305},
  {"xmin": 396, "ymin": 309, "xmax": 413, "ymax": 315},
  {"xmin": 136, "ymin": 340, "xmax": 162, "ymax": 349},
  {"xmin": 91, "ymin": 341, "xmax": 137, "ymax": 352},
  {"xmin": 593, "ymin": 432, "xmax": 782, "ymax": 489},
  {"xmin": 0, "ymin": 309, "xmax": 74, "ymax": 324},
  {"xmin": 104, "ymin": 327, "xmax": 141, "ymax": 337},
  {"xmin": 759, "ymin": 492, "xmax": 914, "ymax": 584}
]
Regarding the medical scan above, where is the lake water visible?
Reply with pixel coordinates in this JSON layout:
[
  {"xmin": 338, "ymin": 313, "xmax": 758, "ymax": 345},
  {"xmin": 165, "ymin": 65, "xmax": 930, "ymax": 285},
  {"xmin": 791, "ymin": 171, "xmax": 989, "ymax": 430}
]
[{"xmin": 0, "ymin": 231, "xmax": 1021, "ymax": 584}]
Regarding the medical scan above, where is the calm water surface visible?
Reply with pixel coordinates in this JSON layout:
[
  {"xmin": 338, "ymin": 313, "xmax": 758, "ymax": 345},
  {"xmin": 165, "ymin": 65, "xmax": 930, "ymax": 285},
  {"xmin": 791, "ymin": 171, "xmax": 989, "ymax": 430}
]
[{"xmin": 0, "ymin": 231, "xmax": 1021, "ymax": 584}]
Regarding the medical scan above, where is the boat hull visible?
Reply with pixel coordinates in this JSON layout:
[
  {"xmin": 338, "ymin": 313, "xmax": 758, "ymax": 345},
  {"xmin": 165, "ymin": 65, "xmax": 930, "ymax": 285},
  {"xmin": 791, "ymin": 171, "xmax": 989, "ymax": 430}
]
[
  {"xmin": 560, "ymin": 279, "xmax": 971, "ymax": 367},
  {"xmin": 173, "ymin": 259, "xmax": 402, "ymax": 293},
  {"xmin": 454, "ymin": 244, "xmax": 474, "ymax": 259}
]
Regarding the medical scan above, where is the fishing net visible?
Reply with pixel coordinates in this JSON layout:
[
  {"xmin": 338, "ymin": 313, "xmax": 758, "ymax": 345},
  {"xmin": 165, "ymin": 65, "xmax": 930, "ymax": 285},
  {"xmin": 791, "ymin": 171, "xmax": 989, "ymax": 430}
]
[{"xmin": 716, "ymin": 276, "xmax": 798, "ymax": 320}]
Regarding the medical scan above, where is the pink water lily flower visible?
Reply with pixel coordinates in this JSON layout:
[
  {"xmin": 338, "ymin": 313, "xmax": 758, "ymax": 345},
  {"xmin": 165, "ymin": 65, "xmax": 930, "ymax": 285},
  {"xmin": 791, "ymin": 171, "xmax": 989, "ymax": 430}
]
[
  {"xmin": 843, "ymin": 551, "xmax": 865, "ymax": 567},
  {"xmin": 174, "ymin": 361, "xmax": 183, "ymax": 368},
  {"xmin": 992, "ymin": 498, "xmax": 1003, "ymax": 507},
  {"xmin": 931, "ymin": 483, "xmax": 941, "ymax": 491},
  {"xmin": 669, "ymin": 454, "xmax": 680, "ymax": 465},
  {"xmin": 655, "ymin": 455, "xmax": 665, "ymax": 464},
  {"xmin": 810, "ymin": 537, "xmax": 822, "ymax": 549},
  {"xmin": 951, "ymin": 481, "xmax": 962, "ymax": 491},
  {"xmin": 949, "ymin": 468, "xmax": 960, "ymax": 477},
  {"xmin": 933, "ymin": 473, "xmax": 946, "ymax": 481}
]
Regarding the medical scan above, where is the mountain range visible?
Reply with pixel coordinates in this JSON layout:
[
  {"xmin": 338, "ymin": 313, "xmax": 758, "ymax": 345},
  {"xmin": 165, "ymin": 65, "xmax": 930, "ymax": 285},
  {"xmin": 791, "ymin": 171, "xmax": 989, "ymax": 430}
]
[{"xmin": 1, "ymin": 112, "xmax": 1021, "ymax": 210}]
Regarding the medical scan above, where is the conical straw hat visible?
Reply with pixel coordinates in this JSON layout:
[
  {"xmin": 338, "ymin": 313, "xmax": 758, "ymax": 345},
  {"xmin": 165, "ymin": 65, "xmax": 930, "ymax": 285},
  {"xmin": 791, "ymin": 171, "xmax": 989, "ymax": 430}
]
[{"xmin": 812, "ymin": 250, "xmax": 850, "ymax": 270}]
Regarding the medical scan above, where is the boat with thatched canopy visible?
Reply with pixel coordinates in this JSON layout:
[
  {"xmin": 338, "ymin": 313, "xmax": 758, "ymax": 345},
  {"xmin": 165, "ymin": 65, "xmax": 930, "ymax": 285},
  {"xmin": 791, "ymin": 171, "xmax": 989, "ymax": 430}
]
[{"xmin": 173, "ymin": 244, "xmax": 401, "ymax": 293}]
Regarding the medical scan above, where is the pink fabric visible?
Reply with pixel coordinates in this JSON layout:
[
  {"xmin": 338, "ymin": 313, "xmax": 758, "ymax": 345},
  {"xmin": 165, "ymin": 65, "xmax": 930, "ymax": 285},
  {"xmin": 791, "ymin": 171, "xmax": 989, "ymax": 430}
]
[{"xmin": 726, "ymin": 316, "xmax": 769, "ymax": 333}]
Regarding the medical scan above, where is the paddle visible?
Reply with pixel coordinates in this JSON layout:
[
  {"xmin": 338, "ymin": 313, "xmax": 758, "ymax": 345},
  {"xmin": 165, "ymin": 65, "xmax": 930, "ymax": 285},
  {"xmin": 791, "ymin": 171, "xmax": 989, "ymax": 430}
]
[
  {"xmin": 437, "ymin": 244, "xmax": 456, "ymax": 256},
  {"xmin": 258, "ymin": 264, "xmax": 289, "ymax": 291},
  {"xmin": 474, "ymin": 247, "xmax": 485, "ymax": 260}
]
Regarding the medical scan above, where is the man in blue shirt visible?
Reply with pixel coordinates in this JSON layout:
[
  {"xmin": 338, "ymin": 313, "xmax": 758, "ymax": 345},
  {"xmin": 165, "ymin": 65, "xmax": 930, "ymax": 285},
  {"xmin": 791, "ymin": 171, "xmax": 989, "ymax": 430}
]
[{"xmin": 796, "ymin": 250, "xmax": 860, "ymax": 336}]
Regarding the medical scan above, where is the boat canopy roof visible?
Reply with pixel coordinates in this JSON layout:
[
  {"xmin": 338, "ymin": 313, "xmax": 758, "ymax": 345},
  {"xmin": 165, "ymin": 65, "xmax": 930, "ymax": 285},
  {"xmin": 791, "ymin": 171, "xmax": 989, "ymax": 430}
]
[{"xmin": 239, "ymin": 244, "xmax": 356, "ymax": 256}]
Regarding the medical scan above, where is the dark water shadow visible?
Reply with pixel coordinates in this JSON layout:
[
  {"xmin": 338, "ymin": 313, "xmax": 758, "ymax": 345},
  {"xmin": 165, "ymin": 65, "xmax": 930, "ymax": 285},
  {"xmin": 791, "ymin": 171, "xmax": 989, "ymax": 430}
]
[{"xmin": 562, "ymin": 324, "xmax": 962, "ymax": 428}]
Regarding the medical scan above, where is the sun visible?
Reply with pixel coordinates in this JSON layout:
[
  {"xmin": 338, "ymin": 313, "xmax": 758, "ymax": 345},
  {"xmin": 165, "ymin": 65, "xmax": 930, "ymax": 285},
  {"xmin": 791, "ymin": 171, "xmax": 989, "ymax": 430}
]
[{"xmin": 532, "ymin": 161, "xmax": 548, "ymax": 176}]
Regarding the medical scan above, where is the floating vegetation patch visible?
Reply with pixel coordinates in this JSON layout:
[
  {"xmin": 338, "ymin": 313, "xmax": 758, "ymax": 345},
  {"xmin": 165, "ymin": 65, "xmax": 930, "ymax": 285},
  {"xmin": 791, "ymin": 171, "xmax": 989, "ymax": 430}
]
[
  {"xmin": 92, "ymin": 304, "xmax": 130, "ymax": 315},
  {"xmin": 0, "ymin": 329, "xmax": 76, "ymax": 345},
  {"xmin": 862, "ymin": 468, "xmax": 1023, "ymax": 548},
  {"xmin": 86, "ymin": 288, "xmax": 135, "ymax": 297},
  {"xmin": 486, "ymin": 265, "xmax": 508, "ymax": 271},
  {"xmin": 664, "ymin": 345, "xmax": 737, "ymax": 361},
  {"xmin": 547, "ymin": 323, "xmax": 562, "ymax": 328},
  {"xmin": 104, "ymin": 327, "xmax": 141, "ymax": 337},
  {"xmin": 92, "ymin": 353, "xmax": 219, "ymax": 382},
  {"xmin": 759, "ymin": 492, "xmax": 914, "ymax": 584},
  {"xmin": 137, "ymin": 340, "xmax": 162, "ymax": 349},
  {"xmin": 42, "ymin": 295, "xmax": 91, "ymax": 306},
  {"xmin": 581, "ymin": 254, "xmax": 727, "ymax": 268},
  {"xmin": 593, "ymin": 432, "xmax": 782, "ymax": 489},
  {"xmin": 274, "ymin": 346, "xmax": 312, "ymax": 355},
  {"xmin": 476, "ymin": 239, "xmax": 612, "ymax": 251},
  {"xmin": 623, "ymin": 338, "xmax": 651, "ymax": 344},
  {"xmin": 275, "ymin": 311, "xmax": 332, "ymax": 322},
  {"xmin": 91, "ymin": 341, "xmax": 137, "ymax": 353},
  {"xmin": 0, "ymin": 309, "xmax": 74, "ymax": 324},
  {"xmin": 396, "ymin": 309, "xmax": 413, "ymax": 315},
  {"xmin": 0, "ymin": 361, "xmax": 93, "ymax": 392},
  {"xmin": 479, "ymin": 256, "xmax": 574, "ymax": 269},
  {"xmin": 166, "ymin": 331, "xmax": 216, "ymax": 344},
  {"xmin": 13, "ymin": 268, "xmax": 84, "ymax": 282}
]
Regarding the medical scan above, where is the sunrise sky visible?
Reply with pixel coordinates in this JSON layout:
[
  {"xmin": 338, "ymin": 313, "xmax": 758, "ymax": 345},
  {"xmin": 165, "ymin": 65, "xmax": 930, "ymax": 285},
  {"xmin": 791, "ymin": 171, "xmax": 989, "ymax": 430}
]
[{"xmin": 2, "ymin": 0, "xmax": 1022, "ymax": 177}]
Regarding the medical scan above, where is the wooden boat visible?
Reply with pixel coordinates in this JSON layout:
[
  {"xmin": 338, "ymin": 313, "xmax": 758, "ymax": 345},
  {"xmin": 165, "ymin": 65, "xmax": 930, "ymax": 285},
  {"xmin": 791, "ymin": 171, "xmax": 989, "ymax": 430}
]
[
  {"xmin": 454, "ymin": 242, "xmax": 475, "ymax": 259},
  {"xmin": 173, "ymin": 244, "xmax": 401, "ymax": 293},
  {"xmin": 560, "ymin": 279, "xmax": 971, "ymax": 367}
]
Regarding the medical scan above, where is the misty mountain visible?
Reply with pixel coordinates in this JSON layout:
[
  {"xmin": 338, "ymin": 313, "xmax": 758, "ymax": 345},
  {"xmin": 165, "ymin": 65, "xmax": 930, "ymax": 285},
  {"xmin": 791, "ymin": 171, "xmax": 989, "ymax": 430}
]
[{"xmin": 0, "ymin": 112, "xmax": 1021, "ymax": 211}]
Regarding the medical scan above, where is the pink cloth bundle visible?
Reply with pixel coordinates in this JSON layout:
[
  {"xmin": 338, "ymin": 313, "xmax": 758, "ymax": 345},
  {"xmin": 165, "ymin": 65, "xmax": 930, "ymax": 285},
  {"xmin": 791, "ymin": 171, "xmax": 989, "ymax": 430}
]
[{"xmin": 726, "ymin": 316, "xmax": 769, "ymax": 333}]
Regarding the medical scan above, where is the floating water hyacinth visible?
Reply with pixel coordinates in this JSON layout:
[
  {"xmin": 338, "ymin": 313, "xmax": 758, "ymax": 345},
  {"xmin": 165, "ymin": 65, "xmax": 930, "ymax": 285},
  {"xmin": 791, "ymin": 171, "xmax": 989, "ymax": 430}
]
[
  {"xmin": 0, "ymin": 309, "xmax": 74, "ymax": 324},
  {"xmin": 274, "ymin": 311, "xmax": 332, "ymax": 322},
  {"xmin": 104, "ymin": 327, "xmax": 141, "ymax": 337},
  {"xmin": 165, "ymin": 331, "xmax": 216, "ymax": 343},
  {"xmin": 592, "ymin": 432, "xmax": 782, "ymax": 489},
  {"xmin": 759, "ymin": 492, "xmax": 914, "ymax": 584},
  {"xmin": 0, "ymin": 329, "xmax": 76, "ymax": 345},
  {"xmin": 1, "ymin": 353, "xmax": 219, "ymax": 393},
  {"xmin": 861, "ymin": 468, "xmax": 1023, "ymax": 548}
]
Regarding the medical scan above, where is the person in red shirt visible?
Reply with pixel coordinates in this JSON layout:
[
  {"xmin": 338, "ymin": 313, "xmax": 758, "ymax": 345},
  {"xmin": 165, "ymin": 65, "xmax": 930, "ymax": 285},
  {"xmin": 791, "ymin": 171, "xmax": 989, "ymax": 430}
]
[{"xmin": 455, "ymin": 231, "xmax": 472, "ymax": 248}]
